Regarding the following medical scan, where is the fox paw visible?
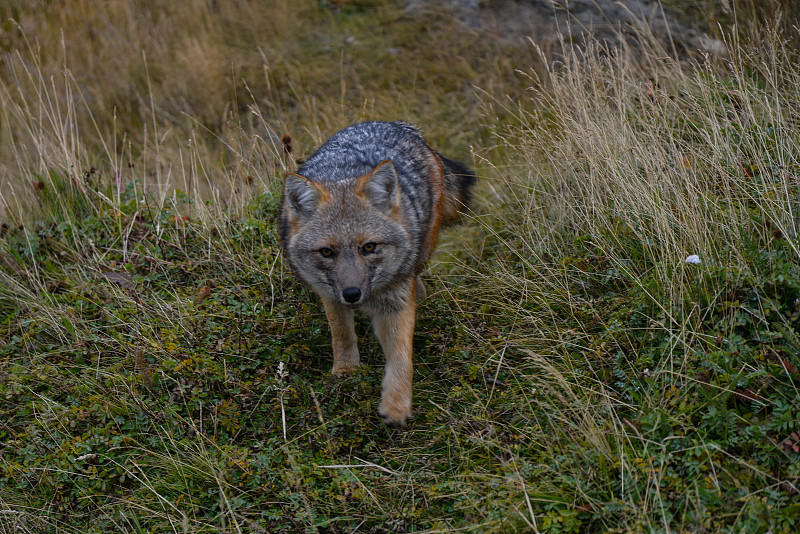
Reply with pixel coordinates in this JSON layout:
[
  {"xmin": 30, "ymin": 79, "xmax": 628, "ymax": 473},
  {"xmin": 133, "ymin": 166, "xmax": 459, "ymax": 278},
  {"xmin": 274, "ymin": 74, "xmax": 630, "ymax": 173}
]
[
  {"xmin": 378, "ymin": 397, "xmax": 411, "ymax": 427},
  {"xmin": 331, "ymin": 363, "xmax": 359, "ymax": 377}
]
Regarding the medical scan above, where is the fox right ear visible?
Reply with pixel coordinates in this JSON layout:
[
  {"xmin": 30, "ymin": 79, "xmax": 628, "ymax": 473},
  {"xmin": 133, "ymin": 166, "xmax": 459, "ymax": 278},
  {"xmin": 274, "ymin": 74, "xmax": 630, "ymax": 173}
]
[
  {"xmin": 358, "ymin": 160, "xmax": 399, "ymax": 213},
  {"xmin": 284, "ymin": 173, "xmax": 326, "ymax": 219}
]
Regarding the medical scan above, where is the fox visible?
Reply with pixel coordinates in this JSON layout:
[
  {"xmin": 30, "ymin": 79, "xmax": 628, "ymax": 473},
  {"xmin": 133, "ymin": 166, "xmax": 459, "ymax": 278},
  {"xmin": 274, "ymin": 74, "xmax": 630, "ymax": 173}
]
[{"xmin": 279, "ymin": 120, "xmax": 475, "ymax": 426}]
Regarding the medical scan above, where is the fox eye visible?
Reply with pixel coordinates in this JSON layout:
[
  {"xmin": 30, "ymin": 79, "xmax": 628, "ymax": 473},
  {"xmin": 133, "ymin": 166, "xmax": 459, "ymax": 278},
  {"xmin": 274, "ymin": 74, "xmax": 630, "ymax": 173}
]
[
  {"xmin": 361, "ymin": 242, "xmax": 377, "ymax": 254},
  {"xmin": 319, "ymin": 247, "xmax": 335, "ymax": 258}
]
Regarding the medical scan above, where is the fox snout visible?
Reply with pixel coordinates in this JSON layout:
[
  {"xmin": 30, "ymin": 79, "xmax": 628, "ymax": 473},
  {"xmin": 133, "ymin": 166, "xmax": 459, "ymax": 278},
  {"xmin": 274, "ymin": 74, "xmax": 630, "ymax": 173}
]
[
  {"xmin": 330, "ymin": 256, "xmax": 370, "ymax": 306},
  {"xmin": 337, "ymin": 279, "xmax": 368, "ymax": 306}
]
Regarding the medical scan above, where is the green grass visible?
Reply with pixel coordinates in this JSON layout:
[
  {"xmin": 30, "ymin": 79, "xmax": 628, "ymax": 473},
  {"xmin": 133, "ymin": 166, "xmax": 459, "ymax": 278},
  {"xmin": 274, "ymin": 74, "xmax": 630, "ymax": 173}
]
[{"xmin": 2, "ymin": 2, "xmax": 800, "ymax": 533}]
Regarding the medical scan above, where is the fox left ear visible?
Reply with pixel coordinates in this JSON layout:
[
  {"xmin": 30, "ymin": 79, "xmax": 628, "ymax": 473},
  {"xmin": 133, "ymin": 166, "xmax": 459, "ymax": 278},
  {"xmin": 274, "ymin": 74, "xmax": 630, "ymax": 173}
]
[
  {"xmin": 359, "ymin": 160, "xmax": 399, "ymax": 213},
  {"xmin": 284, "ymin": 173, "xmax": 327, "ymax": 220}
]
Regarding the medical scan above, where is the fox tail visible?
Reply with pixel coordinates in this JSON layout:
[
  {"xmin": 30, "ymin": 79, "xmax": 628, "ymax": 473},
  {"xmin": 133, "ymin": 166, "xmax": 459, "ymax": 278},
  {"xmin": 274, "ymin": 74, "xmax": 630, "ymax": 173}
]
[{"xmin": 438, "ymin": 153, "xmax": 476, "ymax": 224}]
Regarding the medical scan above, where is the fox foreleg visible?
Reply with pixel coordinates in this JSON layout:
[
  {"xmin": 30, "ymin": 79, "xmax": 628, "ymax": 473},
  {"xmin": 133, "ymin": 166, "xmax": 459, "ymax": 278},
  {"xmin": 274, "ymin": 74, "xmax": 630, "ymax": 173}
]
[
  {"xmin": 322, "ymin": 297, "xmax": 360, "ymax": 376},
  {"xmin": 372, "ymin": 284, "xmax": 417, "ymax": 426}
]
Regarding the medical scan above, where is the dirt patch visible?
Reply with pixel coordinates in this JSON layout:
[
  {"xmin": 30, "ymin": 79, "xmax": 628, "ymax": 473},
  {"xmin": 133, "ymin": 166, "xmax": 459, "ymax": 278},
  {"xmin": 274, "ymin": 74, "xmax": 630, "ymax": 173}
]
[{"xmin": 406, "ymin": 0, "xmax": 723, "ymax": 56}]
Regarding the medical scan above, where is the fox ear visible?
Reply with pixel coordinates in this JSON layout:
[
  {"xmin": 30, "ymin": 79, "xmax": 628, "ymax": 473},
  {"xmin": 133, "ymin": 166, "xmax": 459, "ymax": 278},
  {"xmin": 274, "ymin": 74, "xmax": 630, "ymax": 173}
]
[
  {"xmin": 359, "ymin": 160, "xmax": 399, "ymax": 213},
  {"xmin": 284, "ymin": 173, "xmax": 326, "ymax": 219}
]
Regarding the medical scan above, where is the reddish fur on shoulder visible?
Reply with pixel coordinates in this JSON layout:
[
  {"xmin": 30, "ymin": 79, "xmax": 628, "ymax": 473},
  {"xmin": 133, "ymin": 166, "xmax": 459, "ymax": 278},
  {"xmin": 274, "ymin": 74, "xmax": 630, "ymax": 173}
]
[{"xmin": 419, "ymin": 150, "xmax": 446, "ymax": 266}]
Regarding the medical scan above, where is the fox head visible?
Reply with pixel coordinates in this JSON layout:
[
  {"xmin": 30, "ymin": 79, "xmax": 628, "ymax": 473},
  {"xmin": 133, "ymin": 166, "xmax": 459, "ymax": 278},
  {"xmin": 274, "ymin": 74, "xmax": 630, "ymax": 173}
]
[{"xmin": 281, "ymin": 160, "xmax": 413, "ymax": 307}]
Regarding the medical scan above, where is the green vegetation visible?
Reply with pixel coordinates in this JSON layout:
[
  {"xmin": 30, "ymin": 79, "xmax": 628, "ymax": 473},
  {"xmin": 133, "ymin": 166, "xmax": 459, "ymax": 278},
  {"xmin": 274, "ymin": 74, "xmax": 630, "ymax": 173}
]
[{"xmin": 1, "ymin": 1, "xmax": 799, "ymax": 532}]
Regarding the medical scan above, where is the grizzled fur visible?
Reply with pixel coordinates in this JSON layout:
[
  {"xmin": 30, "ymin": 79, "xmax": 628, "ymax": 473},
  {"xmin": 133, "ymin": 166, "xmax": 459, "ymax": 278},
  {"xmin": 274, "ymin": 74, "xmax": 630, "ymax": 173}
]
[{"xmin": 279, "ymin": 121, "xmax": 475, "ymax": 425}]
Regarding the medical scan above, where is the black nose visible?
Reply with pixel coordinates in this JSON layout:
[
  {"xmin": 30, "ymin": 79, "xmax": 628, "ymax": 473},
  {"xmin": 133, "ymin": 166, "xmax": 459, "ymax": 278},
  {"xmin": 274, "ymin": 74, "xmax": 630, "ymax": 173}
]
[{"xmin": 342, "ymin": 287, "xmax": 362, "ymax": 303}]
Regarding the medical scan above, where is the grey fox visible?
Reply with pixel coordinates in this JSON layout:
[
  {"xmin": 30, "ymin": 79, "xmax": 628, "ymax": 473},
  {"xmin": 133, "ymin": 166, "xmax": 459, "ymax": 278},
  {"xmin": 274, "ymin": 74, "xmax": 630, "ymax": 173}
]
[{"xmin": 279, "ymin": 121, "xmax": 475, "ymax": 425}]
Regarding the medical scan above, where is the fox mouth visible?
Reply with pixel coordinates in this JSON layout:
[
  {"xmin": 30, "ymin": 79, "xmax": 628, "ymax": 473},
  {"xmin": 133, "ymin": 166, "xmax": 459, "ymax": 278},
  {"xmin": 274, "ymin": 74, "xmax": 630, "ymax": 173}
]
[{"xmin": 342, "ymin": 297, "xmax": 363, "ymax": 309}]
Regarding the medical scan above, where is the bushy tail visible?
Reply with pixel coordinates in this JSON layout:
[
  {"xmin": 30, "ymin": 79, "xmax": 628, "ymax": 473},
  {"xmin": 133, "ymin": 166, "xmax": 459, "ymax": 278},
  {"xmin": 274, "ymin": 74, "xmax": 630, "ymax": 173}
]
[{"xmin": 437, "ymin": 153, "xmax": 476, "ymax": 225}]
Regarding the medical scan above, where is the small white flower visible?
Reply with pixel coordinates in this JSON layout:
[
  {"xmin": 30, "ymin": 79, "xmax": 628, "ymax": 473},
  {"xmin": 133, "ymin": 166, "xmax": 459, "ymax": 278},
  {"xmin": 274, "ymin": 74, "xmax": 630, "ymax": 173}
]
[
  {"xmin": 276, "ymin": 361, "xmax": 288, "ymax": 382},
  {"xmin": 685, "ymin": 254, "xmax": 701, "ymax": 265}
]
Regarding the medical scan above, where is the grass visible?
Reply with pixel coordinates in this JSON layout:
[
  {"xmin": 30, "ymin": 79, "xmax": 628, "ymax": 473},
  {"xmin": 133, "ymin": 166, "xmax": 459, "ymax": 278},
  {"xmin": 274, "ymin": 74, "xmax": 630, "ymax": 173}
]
[{"xmin": 2, "ymin": 1, "xmax": 800, "ymax": 533}]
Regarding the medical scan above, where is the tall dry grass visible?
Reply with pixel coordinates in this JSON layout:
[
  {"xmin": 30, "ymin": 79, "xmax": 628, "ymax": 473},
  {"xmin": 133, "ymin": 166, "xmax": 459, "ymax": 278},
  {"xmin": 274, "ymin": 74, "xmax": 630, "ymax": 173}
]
[
  {"xmin": 490, "ymin": 25, "xmax": 800, "ymax": 298},
  {"xmin": 464, "ymin": 22, "xmax": 800, "ymax": 530},
  {"xmin": 0, "ymin": 0, "xmax": 311, "ymax": 223},
  {"xmin": 0, "ymin": 0, "xmax": 532, "ymax": 225}
]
